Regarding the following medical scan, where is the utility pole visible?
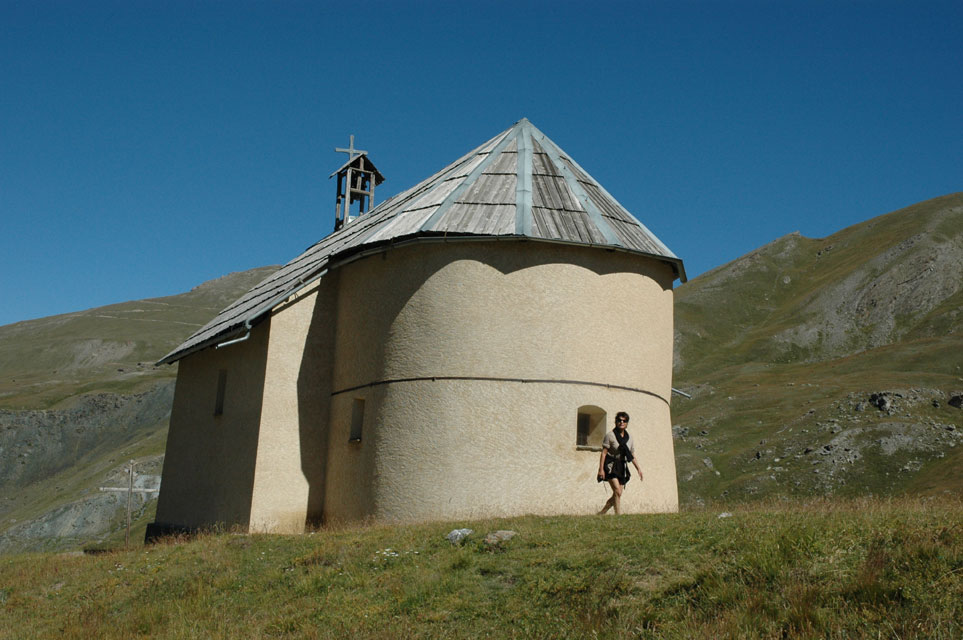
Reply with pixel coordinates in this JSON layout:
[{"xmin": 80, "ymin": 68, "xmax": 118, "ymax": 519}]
[{"xmin": 99, "ymin": 460, "xmax": 160, "ymax": 548}]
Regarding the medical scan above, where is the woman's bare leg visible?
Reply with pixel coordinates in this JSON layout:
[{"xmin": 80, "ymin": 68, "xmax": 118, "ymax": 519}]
[
  {"xmin": 599, "ymin": 494, "xmax": 615, "ymax": 514},
  {"xmin": 608, "ymin": 478, "xmax": 623, "ymax": 515}
]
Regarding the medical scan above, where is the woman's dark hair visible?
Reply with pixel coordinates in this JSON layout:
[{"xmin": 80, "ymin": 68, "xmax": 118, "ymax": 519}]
[{"xmin": 615, "ymin": 411, "xmax": 630, "ymax": 423}]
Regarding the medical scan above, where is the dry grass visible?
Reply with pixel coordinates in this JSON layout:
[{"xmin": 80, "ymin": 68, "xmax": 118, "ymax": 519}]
[{"xmin": 1, "ymin": 496, "xmax": 960, "ymax": 639}]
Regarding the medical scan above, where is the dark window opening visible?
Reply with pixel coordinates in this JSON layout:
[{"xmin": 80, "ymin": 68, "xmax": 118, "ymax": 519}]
[
  {"xmin": 214, "ymin": 369, "xmax": 228, "ymax": 416},
  {"xmin": 576, "ymin": 405, "xmax": 605, "ymax": 448},
  {"xmin": 349, "ymin": 398, "xmax": 365, "ymax": 442}
]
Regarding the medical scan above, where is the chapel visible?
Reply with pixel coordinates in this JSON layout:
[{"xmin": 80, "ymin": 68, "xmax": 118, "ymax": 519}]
[{"xmin": 149, "ymin": 118, "xmax": 686, "ymax": 535}]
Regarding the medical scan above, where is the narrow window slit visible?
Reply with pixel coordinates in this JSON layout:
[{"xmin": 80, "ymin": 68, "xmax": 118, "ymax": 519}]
[
  {"xmin": 214, "ymin": 369, "xmax": 228, "ymax": 416},
  {"xmin": 349, "ymin": 398, "xmax": 365, "ymax": 442}
]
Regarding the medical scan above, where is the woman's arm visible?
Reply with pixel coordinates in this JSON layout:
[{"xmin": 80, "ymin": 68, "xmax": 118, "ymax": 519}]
[
  {"xmin": 632, "ymin": 457, "xmax": 643, "ymax": 481},
  {"xmin": 598, "ymin": 447, "xmax": 607, "ymax": 478}
]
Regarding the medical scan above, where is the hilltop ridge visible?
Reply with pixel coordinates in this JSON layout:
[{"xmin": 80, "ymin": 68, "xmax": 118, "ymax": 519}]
[{"xmin": 676, "ymin": 193, "xmax": 963, "ymax": 372}]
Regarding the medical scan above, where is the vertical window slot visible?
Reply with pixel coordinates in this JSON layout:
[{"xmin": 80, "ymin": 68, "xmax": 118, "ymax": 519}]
[
  {"xmin": 214, "ymin": 369, "xmax": 228, "ymax": 416},
  {"xmin": 349, "ymin": 398, "xmax": 365, "ymax": 442}
]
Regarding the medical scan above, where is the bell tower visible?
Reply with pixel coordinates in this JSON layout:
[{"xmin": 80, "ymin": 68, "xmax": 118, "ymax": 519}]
[{"xmin": 331, "ymin": 135, "xmax": 385, "ymax": 231}]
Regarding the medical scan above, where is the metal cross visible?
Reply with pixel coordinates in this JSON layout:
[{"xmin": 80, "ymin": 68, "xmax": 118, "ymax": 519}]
[
  {"xmin": 99, "ymin": 459, "xmax": 160, "ymax": 548},
  {"xmin": 335, "ymin": 135, "xmax": 366, "ymax": 161}
]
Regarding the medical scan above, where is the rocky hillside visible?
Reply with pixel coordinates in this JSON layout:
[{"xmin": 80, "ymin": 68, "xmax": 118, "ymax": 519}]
[
  {"xmin": 672, "ymin": 193, "xmax": 963, "ymax": 505},
  {"xmin": 0, "ymin": 267, "xmax": 278, "ymax": 552}
]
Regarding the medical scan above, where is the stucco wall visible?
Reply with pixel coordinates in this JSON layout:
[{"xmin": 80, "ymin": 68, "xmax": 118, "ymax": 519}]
[
  {"xmin": 248, "ymin": 275, "xmax": 338, "ymax": 533},
  {"xmin": 323, "ymin": 241, "xmax": 678, "ymax": 522},
  {"xmin": 331, "ymin": 242, "xmax": 675, "ymax": 397},
  {"xmin": 156, "ymin": 239, "xmax": 679, "ymax": 532},
  {"xmin": 154, "ymin": 320, "xmax": 270, "ymax": 530}
]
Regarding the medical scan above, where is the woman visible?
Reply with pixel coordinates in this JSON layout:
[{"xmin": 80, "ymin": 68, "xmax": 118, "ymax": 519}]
[{"xmin": 597, "ymin": 411, "xmax": 643, "ymax": 515}]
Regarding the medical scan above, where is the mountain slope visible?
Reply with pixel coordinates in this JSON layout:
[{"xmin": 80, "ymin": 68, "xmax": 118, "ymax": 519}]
[
  {"xmin": 0, "ymin": 267, "xmax": 279, "ymax": 551},
  {"xmin": 675, "ymin": 193, "xmax": 963, "ymax": 373},
  {"xmin": 672, "ymin": 193, "xmax": 963, "ymax": 505},
  {"xmin": 0, "ymin": 266, "xmax": 280, "ymax": 410}
]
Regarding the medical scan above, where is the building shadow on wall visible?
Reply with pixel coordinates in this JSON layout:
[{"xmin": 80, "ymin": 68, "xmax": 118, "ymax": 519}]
[{"xmin": 297, "ymin": 272, "xmax": 341, "ymax": 528}]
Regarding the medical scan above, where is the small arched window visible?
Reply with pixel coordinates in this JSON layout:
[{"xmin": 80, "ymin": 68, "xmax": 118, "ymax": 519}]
[{"xmin": 576, "ymin": 405, "xmax": 606, "ymax": 448}]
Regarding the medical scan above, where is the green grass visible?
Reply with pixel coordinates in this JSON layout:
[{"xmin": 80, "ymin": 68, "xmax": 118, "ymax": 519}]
[
  {"xmin": 670, "ymin": 335, "xmax": 963, "ymax": 505},
  {"xmin": 1, "ymin": 498, "xmax": 960, "ymax": 639}
]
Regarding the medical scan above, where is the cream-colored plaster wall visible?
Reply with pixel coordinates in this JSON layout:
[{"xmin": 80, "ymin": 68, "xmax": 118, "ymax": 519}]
[
  {"xmin": 323, "ymin": 390, "xmax": 379, "ymax": 523},
  {"xmin": 331, "ymin": 243, "xmax": 675, "ymax": 398},
  {"xmin": 154, "ymin": 321, "xmax": 270, "ymax": 530},
  {"xmin": 247, "ymin": 288, "xmax": 316, "ymax": 533},
  {"xmin": 248, "ymin": 276, "xmax": 339, "ymax": 533},
  {"xmin": 368, "ymin": 380, "xmax": 675, "ymax": 521},
  {"xmin": 323, "ymin": 242, "xmax": 678, "ymax": 522}
]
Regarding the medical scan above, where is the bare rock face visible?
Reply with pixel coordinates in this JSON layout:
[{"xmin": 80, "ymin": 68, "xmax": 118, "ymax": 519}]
[
  {"xmin": 0, "ymin": 456, "xmax": 161, "ymax": 554},
  {"xmin": 771, "ymin": 223, "xmax": 963, "ymax": 361},
  {"xmin": 0, "ymin": 382, "xmax": 174, "ymax": 489}
]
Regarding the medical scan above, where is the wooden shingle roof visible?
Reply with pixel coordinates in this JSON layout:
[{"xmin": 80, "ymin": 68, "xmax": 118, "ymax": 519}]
[{"xmin": 158, "ymin": 118, "xmax": 685, "ymax": 365}]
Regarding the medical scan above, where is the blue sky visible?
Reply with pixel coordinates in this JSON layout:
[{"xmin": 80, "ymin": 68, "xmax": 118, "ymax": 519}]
[{"xmin": 2, "ymin": 1, "xmax": 960, "ymax": 327}]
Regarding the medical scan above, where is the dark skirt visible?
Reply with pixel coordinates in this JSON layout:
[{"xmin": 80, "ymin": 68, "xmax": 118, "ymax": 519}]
[{"xmin": 598, "ymin": 453, "xmax": 631, "ymax": 485}]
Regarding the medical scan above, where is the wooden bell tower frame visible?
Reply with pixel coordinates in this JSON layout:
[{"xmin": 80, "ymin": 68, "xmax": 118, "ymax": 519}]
[{"xmin": 331, "ymin": 135, "xmax": 385, "ymax": 231}]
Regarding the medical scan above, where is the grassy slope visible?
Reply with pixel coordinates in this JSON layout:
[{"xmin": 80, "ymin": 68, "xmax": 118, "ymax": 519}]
[
  {"xmin": 675, "ymin": 193, "xmax": 963, "ymax": 376},
  {"xmin": 0, "ymin": 266, "xmax": 279, "ymax": 410},
  {"xmin": 1, "ymin": 498, "xmax": 960, "ymax": 639},
  {"xmin": 672, "ymin": 194, "xmax": 963, "ymax": 505}
]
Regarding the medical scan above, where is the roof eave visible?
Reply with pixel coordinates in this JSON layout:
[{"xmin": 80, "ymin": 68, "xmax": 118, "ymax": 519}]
[
  {"xmin": 158, "ymin": 232, "xmax": 685, "ymax": 366},
  {"xmin": 157, "ymin": 265, "xmax": 330, "ymax": 365},
  {"xmin": 155, "ymin": 323, "xmax": 252, "ymax": 366},
  {"xmin": 327, "ymin": 231, "xmax": 687, "ymax": 280}
]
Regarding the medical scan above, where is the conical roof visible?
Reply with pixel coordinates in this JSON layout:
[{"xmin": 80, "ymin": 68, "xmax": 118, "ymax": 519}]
[{"xmin": 159, "ymin": 118, "xmax": 685, "ymax": 364}]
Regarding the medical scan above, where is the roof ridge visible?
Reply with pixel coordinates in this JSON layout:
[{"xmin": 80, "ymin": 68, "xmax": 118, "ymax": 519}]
[
  {"xmin": 527, "ymin": 128, "xmax": 620, "ymax": 247},
  {"xmin": 515, "ymin": 121, "xmax": 533, "ymax": 236},
  {"xmin": 533, "ymin": 126, "xmax": 680, "ymax": 261},
  {"xmin": 417, "ymin": 125, "xmax": 519, "ymax": 232}
]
